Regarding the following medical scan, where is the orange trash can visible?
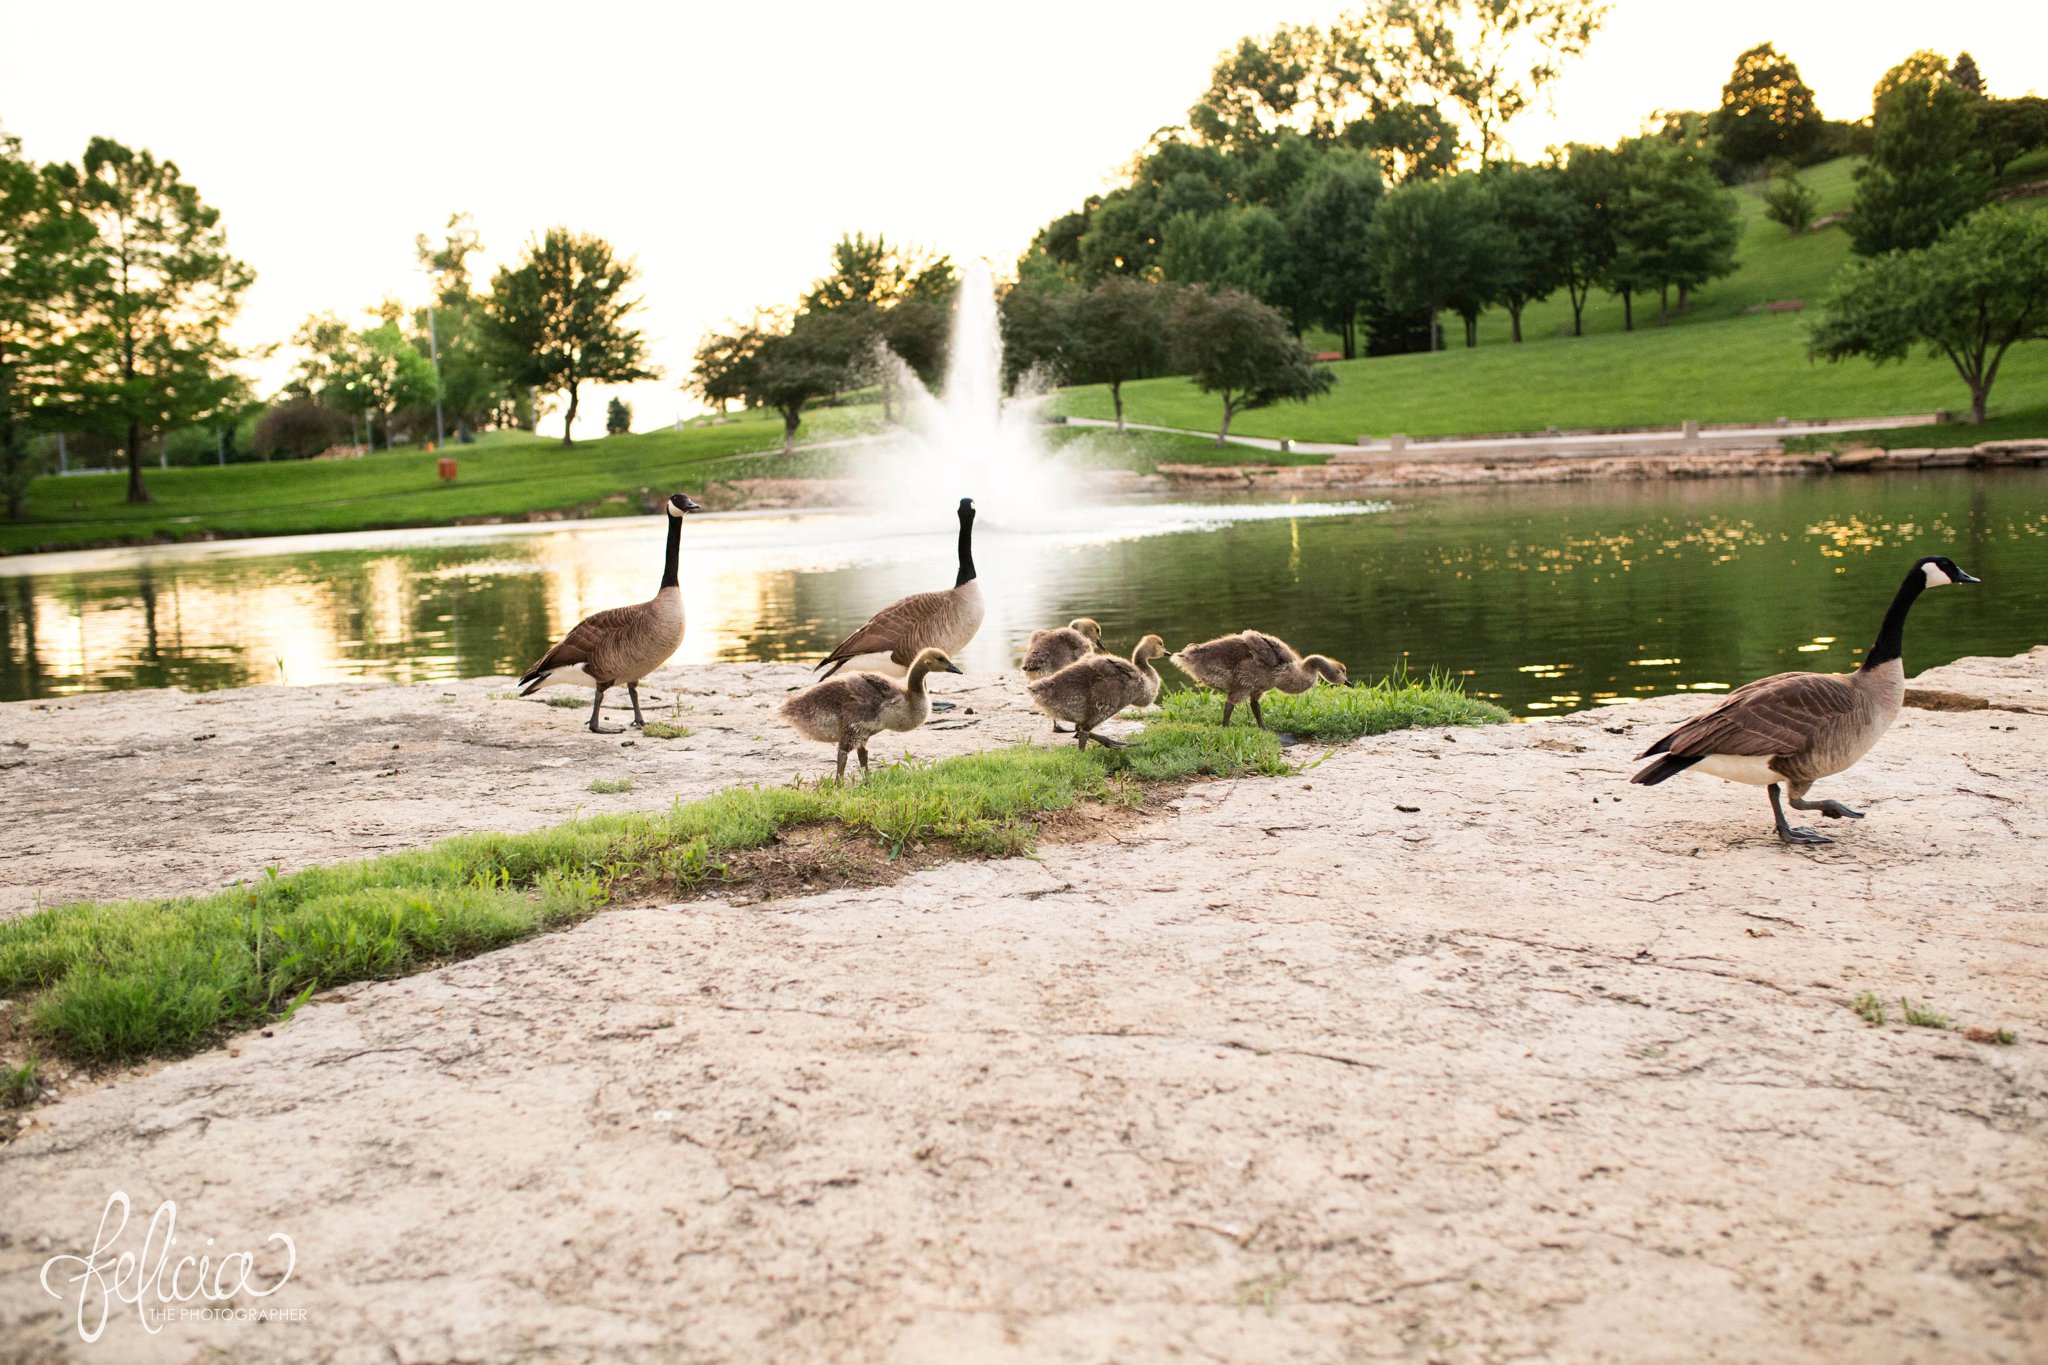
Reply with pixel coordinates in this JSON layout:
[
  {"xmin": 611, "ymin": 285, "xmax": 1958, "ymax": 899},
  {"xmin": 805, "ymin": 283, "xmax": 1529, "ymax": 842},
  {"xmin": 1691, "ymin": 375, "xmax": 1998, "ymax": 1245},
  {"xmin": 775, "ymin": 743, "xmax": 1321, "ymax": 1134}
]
[{"xmin": 438, "ymin": 458, "xmax": 458, "ymax": 482}]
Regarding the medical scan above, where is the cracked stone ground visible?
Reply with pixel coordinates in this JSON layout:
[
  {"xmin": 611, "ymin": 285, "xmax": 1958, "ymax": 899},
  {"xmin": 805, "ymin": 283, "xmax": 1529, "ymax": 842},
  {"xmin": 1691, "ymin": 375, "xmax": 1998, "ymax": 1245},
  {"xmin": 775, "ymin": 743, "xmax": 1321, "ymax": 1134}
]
[{"xmin": 1, "ymin": 651, "xmax": 2044, "ymax": 1362}]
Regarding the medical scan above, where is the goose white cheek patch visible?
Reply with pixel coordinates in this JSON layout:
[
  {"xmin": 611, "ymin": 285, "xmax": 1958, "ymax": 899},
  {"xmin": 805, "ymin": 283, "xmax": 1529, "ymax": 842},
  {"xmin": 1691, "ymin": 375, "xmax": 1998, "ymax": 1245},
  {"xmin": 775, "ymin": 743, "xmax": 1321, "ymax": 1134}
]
[{"xmin": 1922, "ymin": 562, "xmax": 1953, "ymax": 587}]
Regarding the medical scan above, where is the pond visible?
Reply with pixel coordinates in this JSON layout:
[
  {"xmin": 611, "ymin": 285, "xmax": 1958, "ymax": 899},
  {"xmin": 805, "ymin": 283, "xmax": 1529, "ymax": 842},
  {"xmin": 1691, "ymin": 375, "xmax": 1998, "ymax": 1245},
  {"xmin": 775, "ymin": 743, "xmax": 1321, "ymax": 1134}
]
[{"xmin": 3, "ymin": 471, "xmax": 2044, "ymax": 716}]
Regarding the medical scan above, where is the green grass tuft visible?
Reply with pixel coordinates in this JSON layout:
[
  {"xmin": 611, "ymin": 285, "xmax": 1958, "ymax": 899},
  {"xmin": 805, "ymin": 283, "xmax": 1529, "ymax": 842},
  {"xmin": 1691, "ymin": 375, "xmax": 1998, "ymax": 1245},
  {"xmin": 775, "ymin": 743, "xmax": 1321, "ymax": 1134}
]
[
  {"xmin": 589, "ymin": 777, "xmax": 635, "ymax": 794},
  {"xmin": 1852, "ymin": 991, "xmax": 1887, "ymax": 1026},
  {"xmin": 2, "ymin": 1056, "xmax": 40, "ymax": 1107},
  {"xmin": 544, "ymin": 695, "xmax": 586, "ymax": 709},
  {"xmin": 639, "ymin": 722, "xmax": 692, "ymax": 739},
  {"xmin": 1157, "ymin": 673, "xmax": 1511, "ymax": 740},
  {"xmin": 0, "ymin": 676, "xmax": 1498, "ymax": 1069},
  {"xmin": 1900, "ymin": 998, "xmax": 1950, "ymax": 1030}
]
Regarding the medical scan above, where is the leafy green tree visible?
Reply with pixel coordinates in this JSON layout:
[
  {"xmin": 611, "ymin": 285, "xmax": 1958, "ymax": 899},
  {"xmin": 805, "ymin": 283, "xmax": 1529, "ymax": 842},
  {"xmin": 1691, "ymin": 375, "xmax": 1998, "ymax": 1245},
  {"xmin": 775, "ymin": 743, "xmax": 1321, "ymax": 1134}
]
[
  {"xmin": 997, "ymin": 267, "xmax": 1078, "ymax": 390},
  {"xmin": 1069, "ymin": 278, "xmax": 1172, "ymax": 431},
  {"xmin": 1287, "ymin": 149, "xmax": 1385, "ymax": 357},
  {"xmin": 1555, "ymin": 142, "xmax": 1621, "ymax": 335},
  {"xmin": 0, "ymin": 130, "xmax": 87, "ymax": 518},
  {"xmin": 1811, "ymin": 209, "xmax": 2048, "ymax": 424},
  {"xmin": 413, "ymin": 212, "xmax": 505, "ymax": 439},
  {"xmin": 1949, "ymin": 51, "xmax": 1983, "ymax": 96},
  {"xmin": 481, "ymin": 228, "xmax": 657, "ymax": 446},
  {"xmin": 1169, "ymin": 286, "xmax": 1332, "ymax": 444},
  {"xmin": 802, "ymin": 232, "xmax": 955, "ymax": 314},
  {"xmin": 1849, "ymin": 70, "xmax": 1992, "ymax": 256},
  {"xmin": 289, "ymin": 314, "xmax": 437, "ymax": 448},
  {"xmin": 1611, "ymin": 137, "xmax": 1740, "ymax": 325},
  {"xmin": 1707, "ymin": 43, "xmax": 1823, "ymax": 170},
  {"xmin": 740, "ymin": 310, "xmax": 866, "ymax": 453},
  {"xmin": 1383, "ymin": 0, "xmax": 1608, "ymax": 165},
  {"xmin": 690, "ymin": 326, "xmax": 763, "ymax": 414},
  {"xmin": 605, "ymin": 397, "xmax": 631, "ymax": 436},
  {"xmin": 1872, "ymin": 50, "xmax": 1953, "ymax": 109},
  {"xmin": 1762, "ymin": 166, "xmax": 1818, "ymax": 235},
  {"xmin": 1368, "ymin": 172, "xmax": 1506, "ymax": 349},
  {"xmin": 64, "ymin": 137, "xmax": 253, "ymax": 503},
  {"xmin": 248, "ymin": 397, "xmax": 347, "ymax": 460},
  {"xmin": 1979, "ymin": 97, "xmax": 2048, "ymax": 179},
  {"xmin": 1339, "ymin": 102, "xmax": 1463, "ymax": 182},
  {"xmin": 1158, "ymin": 205, "xmax": 1296, "ymax": 311},
  {"xmin": 1487, "ymin": 162, "xmax": 1578, "ymax": 342}
]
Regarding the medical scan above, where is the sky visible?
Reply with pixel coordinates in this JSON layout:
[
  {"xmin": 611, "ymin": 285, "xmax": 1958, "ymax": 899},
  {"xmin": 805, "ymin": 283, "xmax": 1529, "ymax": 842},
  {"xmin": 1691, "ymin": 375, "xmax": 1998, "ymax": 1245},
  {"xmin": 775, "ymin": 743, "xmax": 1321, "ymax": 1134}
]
[{"xmin": 5, "ymin": 0, "xmax": 2045, "ymax": 436}]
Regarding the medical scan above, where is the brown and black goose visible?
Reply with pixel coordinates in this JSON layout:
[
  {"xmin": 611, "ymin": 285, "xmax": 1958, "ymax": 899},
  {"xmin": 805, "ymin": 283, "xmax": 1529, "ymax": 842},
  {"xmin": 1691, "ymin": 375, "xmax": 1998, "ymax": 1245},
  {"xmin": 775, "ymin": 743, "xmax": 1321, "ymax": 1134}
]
[
  {"xmin": 1631, "ymin": 555, "xmax": 1980, "ymax": 844},
  {"xmin": 815, "ymin": 498, "xmax": 984, "ymax": 681},
  {"xmin": 781, "ymin": 647, "xmax": 963, "ymax": 781},
  {"xmin": 517, "ymin": 492, "xmax": 704, "ymax": 732},
  {"xmin": 1027, "ymin": 635, "xmax": 1166, "ymax": 750},
  {"xmin": 1171, "ymin": 630, "xmax": 1350, "ymax": 729}
]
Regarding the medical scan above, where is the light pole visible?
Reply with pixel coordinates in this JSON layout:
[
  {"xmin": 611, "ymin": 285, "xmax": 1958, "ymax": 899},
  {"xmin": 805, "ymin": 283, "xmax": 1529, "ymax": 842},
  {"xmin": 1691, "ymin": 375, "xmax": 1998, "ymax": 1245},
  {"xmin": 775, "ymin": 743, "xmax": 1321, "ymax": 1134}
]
[{"xmin": 422, "ymin": 267, "xmax": 447, "ymax": 448}]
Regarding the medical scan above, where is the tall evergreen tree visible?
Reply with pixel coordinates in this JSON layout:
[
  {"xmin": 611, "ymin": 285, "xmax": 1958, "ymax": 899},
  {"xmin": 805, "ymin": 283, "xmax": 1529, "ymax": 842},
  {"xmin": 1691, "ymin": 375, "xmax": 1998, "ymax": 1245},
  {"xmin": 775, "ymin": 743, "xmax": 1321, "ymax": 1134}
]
[
  {"xmin": 1949, "ymin": 52, "xmax": 1983, "ymax": 95},
  {"xmin": 1848, "ymin": 66, "xmax": 1992, "ymax": 256}
]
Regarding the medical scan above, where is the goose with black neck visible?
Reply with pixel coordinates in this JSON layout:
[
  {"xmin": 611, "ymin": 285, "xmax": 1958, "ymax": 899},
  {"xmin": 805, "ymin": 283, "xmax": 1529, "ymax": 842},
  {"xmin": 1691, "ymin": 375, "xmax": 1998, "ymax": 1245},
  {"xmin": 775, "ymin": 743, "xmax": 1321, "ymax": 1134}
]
[
  {"xmin": 1630, "ymin": 556, "xmax": 1981, "ymax": 845},
  {"xmin": 812, "ymin": 497, "xmax": 985, "ymax": 699}
]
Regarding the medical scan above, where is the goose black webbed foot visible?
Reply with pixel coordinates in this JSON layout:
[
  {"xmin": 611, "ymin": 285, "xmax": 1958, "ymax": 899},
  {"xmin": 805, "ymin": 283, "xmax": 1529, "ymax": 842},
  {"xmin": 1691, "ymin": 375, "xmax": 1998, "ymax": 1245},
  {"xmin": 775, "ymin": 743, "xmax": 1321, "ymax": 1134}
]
[
  {"xmin": 1770, "ymin": 785, "xmax": 1834, "ymax": 846},
  {"xmin": 1051, "ymin": 723, "xmax": 1072, "ymax": 734},
  {"xmin": 930, "ymin": 700, "xmax": 957, "ymax": 713},
  {"xmin": 1793, "ymin": 798, "xmax": 1864, "ymax": 820},
  {"xmin": 1081, "ymin": 730, "xmax": 1130, "ymax": 749}
]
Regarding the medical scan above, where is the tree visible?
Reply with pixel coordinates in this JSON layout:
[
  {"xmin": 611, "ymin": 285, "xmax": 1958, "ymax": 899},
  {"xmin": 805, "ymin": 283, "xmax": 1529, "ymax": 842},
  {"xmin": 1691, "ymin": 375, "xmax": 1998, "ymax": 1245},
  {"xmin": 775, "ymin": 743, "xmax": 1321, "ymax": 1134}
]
[
  {"xmin": 1368, "ymin": 172, "xmax": 1505, "ymax": 348},
  {"xmin": 1169, "ymin": 286, "xmax": 1332, "ymax": 444},
  {"xmin": 1, "ymin": 130, "xmax": 87, "ymax": 519},
  {"xmin": 690, "ymin": 326, "xmax": 764, "ymax": 414},
  {"xmin": 1980, "ymin": 97, "xmax": 2048, "ymax": 179},
  {"xmin": 1762, "ymin": 166, "xmax": 1818, "ymax": 235},
  {"xmin": 1158, "ymin": 206, "xmax": 1296, "ymax": 312},
  {"xmin": 1811, "ymin": 210, "xmax": 2048, "ymax": 425},
  {"xmin": 413, "ymin": 212, "xmax": 505, "ymax": 439},
  {"xmin": 1848, "ymin": 71, "xmax": 1992, "ymax": 256},
  {"xmin": 606, "ymin": 397, "xmax": 631, "ymax": 436},
  {"xmin": 481, "ymin": 228, "xmax": 657, "ymax": 446},
  {"xmin": 1707, "ymin": 43, "xmax": 1823, "ymax": 170},
  {"xmin": 1339, "ymin": 101, "xmax": 1463, "ymax": 182},
  {"xmin": 997, "ymin": 266, "xmax": 1078, "ymax": 390},
  {"xmin": 1287, "ymin": 149, "xmax": 1385, "ymax": 357},
  {"xmin": 745, "ymin": 310, "xmax": 865, "ymax": 453},
  {"xmin": 1555, "ymin": 142, "xmax": 1621, "ymax": 335},
  {"xmin": 802, "ymin": 232, "xmax": 955, "ymax": 314},
  {"xmin": 1069, "ymin": 278, "xmax": 1172, "ymax": 431},
  {"xmin": 291, "ymin": 314, "xmax": 438, "ymax": 448},
  {"xmin": 1382, "ymin": 0, "xmax": 1609, "ymax": 165},
  {"xmin": 248, "ymin": 397, "xmax": 347, "ymax": 460},
  {"xmin": 1487, "ymin": 162, "xmax": 1578, "ymax": 341},
  {"xmin": 64, "ymin": 137, "xmax": 253, "ymax": 503},
  {"xmin": 1611, "ymin": 137, "xmax": 1740, "ymax": 325},
  {"xmin": 1949, "ymin": 51, "xmax": 1983, "ymax": 96},
  {"xmin": 1872, "ymin": 50, "xmax": 1952, "ymax": 109}
]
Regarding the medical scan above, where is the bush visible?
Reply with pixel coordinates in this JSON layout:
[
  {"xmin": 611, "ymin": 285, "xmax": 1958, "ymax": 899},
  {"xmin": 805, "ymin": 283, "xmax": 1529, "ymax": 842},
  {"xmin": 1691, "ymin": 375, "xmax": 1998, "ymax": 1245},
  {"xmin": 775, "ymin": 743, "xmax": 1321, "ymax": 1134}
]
[
  {"xmin": 606, "ymin": 397, "xmax": 632, "ymax": 436},
  {"xmin": 249, "ymin": 398, "xmax": 349, "ymax": 460},
  {"xmin": 1762, "ymin": 167, "xmax": 1818, "ymax": 235}
]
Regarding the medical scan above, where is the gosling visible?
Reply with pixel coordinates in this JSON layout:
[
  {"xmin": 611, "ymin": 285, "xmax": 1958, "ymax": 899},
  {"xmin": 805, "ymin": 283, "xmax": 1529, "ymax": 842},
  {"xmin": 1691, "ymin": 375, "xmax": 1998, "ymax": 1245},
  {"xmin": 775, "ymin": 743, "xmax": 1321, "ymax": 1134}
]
[
  {"xmin": 780, "ymin": 647, "xmax": 963, "ymax": 782},
  {"xmin": 1020, "ymin": 617, "xmax": 1103, "ymax": 734},
  {"xmin": 1171, "ymin": 630, "xmax": 1350, "ymax": 730},
  {"xmin": 1027, "ymin": 634, "xmax": 1166, "ymax": 750}
]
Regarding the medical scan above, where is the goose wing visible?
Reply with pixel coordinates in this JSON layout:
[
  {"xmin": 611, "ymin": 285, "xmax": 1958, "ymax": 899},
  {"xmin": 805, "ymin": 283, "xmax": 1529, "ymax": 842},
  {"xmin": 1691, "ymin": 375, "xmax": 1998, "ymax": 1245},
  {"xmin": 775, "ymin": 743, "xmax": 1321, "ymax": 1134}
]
[
  {"xmin": 521, "ymin": 604, "xmax": 644, "ymax": 683},
  {"xmin": 1021, "ymin": 627, "xmax": 1083, "ymax": 675},
  {"xmin": 1640, "ymin": 672, "xmax": 1857, "ymax": 759},
  {"xmin": 816, "ymin": 589, "xmax": 959, "ymax": 675},
  {"xmin": 1239, "ymin": 631, "xmax": 1298, "ymax": 670}
]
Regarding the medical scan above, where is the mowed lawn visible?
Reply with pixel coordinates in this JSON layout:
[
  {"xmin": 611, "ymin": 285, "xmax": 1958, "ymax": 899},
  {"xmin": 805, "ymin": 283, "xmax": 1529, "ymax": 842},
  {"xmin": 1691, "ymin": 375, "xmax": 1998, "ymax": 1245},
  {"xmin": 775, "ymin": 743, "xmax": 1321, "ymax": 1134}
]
[
  {"xmin": 0, "ymin": 409, "xmax": 884, "ymax": 556},
  {"xmin": 1056, "ymin": 160, "xmax": 2048, "ymax": 442}
]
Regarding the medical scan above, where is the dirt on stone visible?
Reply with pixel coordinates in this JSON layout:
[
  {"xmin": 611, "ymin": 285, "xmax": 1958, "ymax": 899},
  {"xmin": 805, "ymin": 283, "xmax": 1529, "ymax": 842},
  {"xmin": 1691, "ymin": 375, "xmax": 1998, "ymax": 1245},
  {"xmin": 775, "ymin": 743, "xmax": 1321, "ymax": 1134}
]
[{"xmin": 1, "ymin": 651, "xmax": 2044, "ymax": 1362}]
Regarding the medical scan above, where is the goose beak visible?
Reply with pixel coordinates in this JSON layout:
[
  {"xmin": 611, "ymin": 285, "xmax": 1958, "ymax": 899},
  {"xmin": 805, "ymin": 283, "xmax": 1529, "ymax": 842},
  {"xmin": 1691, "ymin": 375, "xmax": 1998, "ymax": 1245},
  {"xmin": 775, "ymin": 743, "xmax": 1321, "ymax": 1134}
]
[
  {"xmin": 682, "ymin": 496, "xmax": 705, "ymax": 514},
  {"xmin": 944, "ymin": 662, "xmax": 965, "ymax": 674},
  {"xmin": 1956, "ymin": 569, "xmax": 1981, "ymax": 584}
]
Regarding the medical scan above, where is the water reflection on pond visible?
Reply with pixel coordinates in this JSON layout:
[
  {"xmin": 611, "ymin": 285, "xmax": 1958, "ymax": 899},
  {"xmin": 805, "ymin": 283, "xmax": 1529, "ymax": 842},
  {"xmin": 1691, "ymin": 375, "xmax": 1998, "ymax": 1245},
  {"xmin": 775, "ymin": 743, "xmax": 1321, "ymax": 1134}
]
[{"xmin": 2, "ymin": 472, "xmax": 2044, "ymax": 716}]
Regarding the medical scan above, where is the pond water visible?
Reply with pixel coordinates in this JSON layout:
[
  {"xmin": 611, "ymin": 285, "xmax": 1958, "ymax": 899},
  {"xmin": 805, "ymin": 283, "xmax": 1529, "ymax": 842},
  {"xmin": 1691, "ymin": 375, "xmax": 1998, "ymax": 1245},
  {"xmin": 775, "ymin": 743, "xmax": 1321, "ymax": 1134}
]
[{"xmin": 3, "ymin": 471, "xmax": 2045, "ymax": 716}]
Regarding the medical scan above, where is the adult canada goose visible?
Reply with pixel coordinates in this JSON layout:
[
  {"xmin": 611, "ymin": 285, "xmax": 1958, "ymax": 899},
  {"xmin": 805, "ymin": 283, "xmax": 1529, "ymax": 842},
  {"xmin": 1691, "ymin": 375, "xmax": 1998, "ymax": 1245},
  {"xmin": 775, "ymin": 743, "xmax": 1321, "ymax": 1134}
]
[
  {"xmin": 1631, "ymin": 555, "xmax": 1980, "ymax": 845},
  {"xmin": 1021, "ymin": 617, "xmax": 1103, "ymax": 734},
  {"xmin": 517, "ymin": 492, "xmax": 704, "ymax": 733},
  {"xmin": 1171, "ymin": 630, "xmax": 1350, "ymax": 729},
  {"xmin": 780, "ymin": 647, "xmax": 963, "ymax": 781},
  {"xmin": 1027, "ymin": 635, "xmax": 1166, "ymax": 750},
  {"xmin": 815, "ymin": 497, "xmax": 984, "ymax": 681}
]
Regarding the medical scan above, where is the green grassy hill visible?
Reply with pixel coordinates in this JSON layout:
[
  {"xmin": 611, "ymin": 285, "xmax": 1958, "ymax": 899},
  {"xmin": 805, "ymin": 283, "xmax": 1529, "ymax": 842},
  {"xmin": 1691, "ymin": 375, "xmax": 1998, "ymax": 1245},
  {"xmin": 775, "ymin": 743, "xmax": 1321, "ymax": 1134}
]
[{"xmin": 1054, "ymin": 160, "xmax": 2048, "ymax": 441}]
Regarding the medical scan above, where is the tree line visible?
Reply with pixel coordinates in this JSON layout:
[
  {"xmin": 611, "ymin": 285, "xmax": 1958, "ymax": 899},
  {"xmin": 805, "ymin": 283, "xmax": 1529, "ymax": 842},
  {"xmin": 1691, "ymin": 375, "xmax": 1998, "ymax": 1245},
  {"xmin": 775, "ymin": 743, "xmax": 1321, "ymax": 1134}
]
[{"xmin": 0, "ymin": 127, "xmax": 660, "ymax": 517}]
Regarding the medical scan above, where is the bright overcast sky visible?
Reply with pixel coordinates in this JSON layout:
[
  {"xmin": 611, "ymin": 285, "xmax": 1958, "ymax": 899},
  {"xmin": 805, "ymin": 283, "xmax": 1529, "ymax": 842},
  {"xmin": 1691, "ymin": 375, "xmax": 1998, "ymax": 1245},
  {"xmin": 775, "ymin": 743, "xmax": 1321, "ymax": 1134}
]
[{"xmin": 5, "ymin": 0, "xmax": 2045, "ymax": 433}]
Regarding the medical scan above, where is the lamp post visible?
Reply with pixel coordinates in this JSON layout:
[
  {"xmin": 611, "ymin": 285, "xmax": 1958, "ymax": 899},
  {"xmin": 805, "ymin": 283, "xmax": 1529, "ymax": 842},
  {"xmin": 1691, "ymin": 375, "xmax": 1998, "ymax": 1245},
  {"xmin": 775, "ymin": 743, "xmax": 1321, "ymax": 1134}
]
[{"xmin": 421, "ymin": 265, "xmax": 447, "ymax": 449}]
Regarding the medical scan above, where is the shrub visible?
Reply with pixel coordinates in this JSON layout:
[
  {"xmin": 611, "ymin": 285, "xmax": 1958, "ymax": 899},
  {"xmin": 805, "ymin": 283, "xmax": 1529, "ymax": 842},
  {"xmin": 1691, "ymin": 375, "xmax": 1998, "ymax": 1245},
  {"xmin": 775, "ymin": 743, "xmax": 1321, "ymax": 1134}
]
[
  {"xmin": 1762, "ymin": 167, "xmax": 1818, "ymax": 235},
  {"xmin": 249, "ymin": 398, "xmax": 349, "ymax": 460}
]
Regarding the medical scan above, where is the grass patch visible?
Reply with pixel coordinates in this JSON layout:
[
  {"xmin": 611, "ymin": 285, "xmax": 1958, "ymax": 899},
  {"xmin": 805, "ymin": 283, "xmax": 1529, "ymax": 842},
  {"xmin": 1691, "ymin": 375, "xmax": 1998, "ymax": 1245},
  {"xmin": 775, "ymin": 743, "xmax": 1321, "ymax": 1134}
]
[
  {"xmin": 2, "ymin": 1056, "xmax": 40, "ymax": 1107},
  {"xmin": 588, "ymin": 777, "xmax": 635, "ymax": 795},
  {"xmin": 0, "ymin": 677, "xmax": 1495, "ymax": 1070},
  {"xmin": 1783, "ymin": 404, "xmax": 2048, "ymax": 453},
  {"xmin": 543, "ymin": 695, "xmax": 586, "ymax": 709},
  {"xmin": 1900, "ymin": 998, "xmax": 1951, "ymax": 1030},
  {"xmin": 1852, "ymin": 991, "xmax": 1887, "ymax": 1026},
  {"xmin": 640, "ymin": 722, "xmax": 692, "ymax": 739},
  {"xmin": 1157, "ymin": 673, "xmax": 1511, "ymax": 739},
  {"xmin": 1042, "ymin": 424, "xmax": 1330, "ymax": 471}
]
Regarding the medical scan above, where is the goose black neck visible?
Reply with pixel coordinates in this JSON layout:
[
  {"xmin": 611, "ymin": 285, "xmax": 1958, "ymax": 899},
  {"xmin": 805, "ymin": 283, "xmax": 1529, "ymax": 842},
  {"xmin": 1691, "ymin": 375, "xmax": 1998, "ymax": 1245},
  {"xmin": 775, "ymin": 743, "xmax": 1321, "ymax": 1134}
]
[
  {"xmin": 660, "ymin": 514, "xmax": 682, "ymax": 590},
  {"xmin": 1862, "ymin": 568, "xmax": 1924, "ymax": 671},
  {"xmin": 954, "ymin": 511, "xmax": 976, "ymax": 587}
]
